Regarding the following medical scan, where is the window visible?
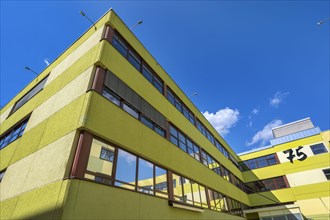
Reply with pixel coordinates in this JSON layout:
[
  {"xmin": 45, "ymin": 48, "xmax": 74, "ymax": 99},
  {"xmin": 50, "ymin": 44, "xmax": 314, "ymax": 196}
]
[
  {"xmin": 128, "ymin": 50, "xmax": 142, "ymax": 71},
  {"xmin": 239, "ymin": 154, "xmax": 279, "ymax": 171},
  {"xmin": 115, "ymin": 149, "xmax": 137, "ymax": 190},
  {"xmin": 246, "ymin": 176, "xmax": 289, "ymax": 193},
  {"xmin": 84, "ymin": 139, "xmax": 115, "ymax": 185},
  {"xmin": 155, "ymin": 166, "xmax": 168, "ymax": 198},
  {"xmin": 0, "ymin": 170, "xmax": 5, "ymax": 182},
  {"xmin": 100, "ymin": 147, "xmax": 114, "ymax": 162},
  {"xmin": 102, "ymin": 88, "xmax": 121, "ymax": 106},
  {"xmin": 11, "ymin": 76, "xmax": 48, "ymax": 114},
  {"xmin": 112, "ymin": 33, "xmax": 128, "ymax": 57},
  {"xmin": 323, "ymin": 169, "xmax": 330, "ymax": 180},
  {"xmin": 123, "ymin": 103, "xmax": 139, "ymax": 119},
  {"xmin": 310, "ymin": 143, "xmax": 328, "ymax": 155},
  {"xmin": 172, "ymin": 173, "xmax": 208, "ymax": 208},
  {"xmin": 208, "ymin": 189, "xmax": 228, "ymax": 212},
  {"xmin": 0, "ymin": 116, "xmax": 29, "ymax": 150},
  {"xmin": 137, "ymin": 158, "xmax": 154, "ymax": 195},
  {"xmin": 102, "ymin": 71, "xmax": 166, "ymax": 138}
]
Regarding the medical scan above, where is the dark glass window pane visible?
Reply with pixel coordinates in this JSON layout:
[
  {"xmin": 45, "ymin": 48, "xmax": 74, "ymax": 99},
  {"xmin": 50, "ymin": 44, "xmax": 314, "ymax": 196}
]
[
  {"xmin": 170, "ymin": 136, "xmax": 178, "ymax": 146},
  {"xmin": 115, "ymin": 149, "xmax": 137, "ymax": 190},
  {"xmin": 12, "ymin": 76, "xmax": 48, "ymax": 113},
  {"xmin": 137, "ymin": 158, "xmax": 154, "ymax": 195},
  {"xmin": 142, "ymin": 65, "xmax": 153, "ymax": 83},
  {"xmin": 112, "ymin": 34, "xmax": 128, "ymax": 57},
  {"xmin": 175, "ymin": 98, "xmax": 182, "ymax": 112},
  {"xmin": 100, "ymin": 147, "xmax": 114, "ymax": 162},
  {"xmin": 140, "ymin": 115, "xmax": 153, "ymax": 129},
  {"xmin": 102, "ymin": 88, "xmax": 121, "ymax": 106},
  {"xmin": 154, "ymin": 125, "xmax": 165, "ymax": 137},
  {"xmin": 182, "ymin": 106, "xmax": 189, "ymax": 119},
  {"xmin": 179, "ymin": 141, "xmax": 187, "ymax": 152},
  {"xmin": 323, "ymin": 169, "xmax": 330, "ymax": 180},
  {"xmin": 257, "ymin": 158, "xmax": 268, "ymax": 168},
  {"xmin": 153, "ymin": 77, "xmax": 163, "ymax": 93},
  {"xmin": 0, "ymin": 117, "xmax": 29, "ymax": 150},
  {"xmin": 167, "ymin": 90, "xmax": 175, "ymax": 105},
  {"xmin": 169, "ymin": 126, "xmax": 178, "ymax": 136},
  {"xmin": 275, "ymin": 177, "xmax": 287, "ymax": 189},
  {"xmin": 248, "ymin": 162, "xmax": 257, "ymax": 170},
  {"xmin": 310, "ymin": 143, "xmax": 327, "ymax": 155},
  {"xmin": 189, "ymin": 114, "xmax": 195, "ymax": 125},
  {"xmin": 128, "ymin": 50, "xmax": 141, "ymax": 71},
  {"xmin": 123, "ymin": 103, "xmax": 139, "ymax": 119}
]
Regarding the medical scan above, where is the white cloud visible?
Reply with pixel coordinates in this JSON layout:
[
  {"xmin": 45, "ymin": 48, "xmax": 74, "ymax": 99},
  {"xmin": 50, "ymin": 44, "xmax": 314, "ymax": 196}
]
[
  {"xmin": 252, "ymin": 108, "xmax": 259, "ymax": 115},
  {"xmin": 269, "ymin": 91, "xmax": 289, "ymax": 108},
  {"xmin": 203, "ymin": 107, "xmax": 239, "ymax": 136},
  {"xmin": 246, "ymin": 119, "xmax": 283, "ymax": 146},
  {"xmin": 44, "ymin": 58, "xmax": 50, "ymax": 66},
  {"xmin": 118, "ymin": 150, "xmax": 136, "ymax": 164},
  {"xmin": 247, "ymin": 107, "xmax": 260, "ymax": 127}
]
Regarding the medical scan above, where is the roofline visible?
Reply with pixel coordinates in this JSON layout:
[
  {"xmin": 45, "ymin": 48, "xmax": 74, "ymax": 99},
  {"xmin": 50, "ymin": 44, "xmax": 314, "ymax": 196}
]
[
  {"xmin": 237, "ymin": 145, "xmax": 273, "ymax": 156},
  {"xmin": 272, "ymin": 117, "xmax": 311, "ymax": 131}
]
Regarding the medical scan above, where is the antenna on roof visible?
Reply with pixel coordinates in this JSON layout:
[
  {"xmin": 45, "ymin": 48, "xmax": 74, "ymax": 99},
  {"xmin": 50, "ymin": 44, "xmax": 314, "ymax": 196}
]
[
  {"xmin": 130, "ymin": 20, "xmax": 143, "ymax": 30},
  {"xmin": 80, "ymin": 10, "xmax": 97, "ymax": 30},
  {"xmin": 25, "ymin": 66, "xmax": 38, "ymax": 76}
]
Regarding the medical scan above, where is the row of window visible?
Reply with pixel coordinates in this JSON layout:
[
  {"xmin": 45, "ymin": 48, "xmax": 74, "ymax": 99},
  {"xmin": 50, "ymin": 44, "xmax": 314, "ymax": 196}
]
[
  {"xmin": 107, "ymin": 28, "xmax": 239, "ymax": 170},
  {"xmin": 102, "ymin": 87, "xmax": 166, "ymax": 137},
  {"xmin": 100, "ymin": 70, "xmax": 246, "ymax": 192},
  {"xmin": 239, "ymin": 154, "xmax": 279, "ymax": 171},
  {"xmin": 260, "ymin": 213, "xmax": 303, "ymax": 220},
  {"xmin": 169, "ymin": 124, "xmax": 246, "ymax": 192},
  {"xmin": 239, "ymin": 143, "xmax": 328, "ymax": 171},
  {"xmin": 11, "ymin": 76, "xmax": 49, "ymax": 115},
  {"xmin": 244, "ymin": 176, "xmax": 289, "ymax": 194},
  {"xmin": 84, "ymin": 136, "xmax": 247, "ymax": 216},
  {"xmin": 111, "ymin": 31, "xmax": 164, "ymax": 94},
  {"xmin": 0, "ymin": 117, "xmax": 29, "ymax": 150},
  {"xmin": 167, "ymin": 89, "xmax": 239, "ymax": 168}
]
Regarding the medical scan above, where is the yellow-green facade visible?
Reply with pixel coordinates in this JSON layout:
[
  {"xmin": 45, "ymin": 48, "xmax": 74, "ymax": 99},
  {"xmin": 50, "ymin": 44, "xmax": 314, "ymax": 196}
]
[{"xmin": 0, "ymin": 9, "xmax": 329, "ymax": 220}]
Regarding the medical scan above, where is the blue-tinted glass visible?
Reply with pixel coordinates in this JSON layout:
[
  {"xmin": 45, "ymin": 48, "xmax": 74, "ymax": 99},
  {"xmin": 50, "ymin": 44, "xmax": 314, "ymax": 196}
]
[
  {"xmin": 142, "ymin": 65, "xmax": 153, "ymax": 83},
  {"xmin": 140, "ymin": 115, "xmax": 153, "ymax": 129},
  {"xmin": 311, "ymin": 143, "xmax": 327, "ymax": 155},
  {"xmin": 169, "ymin": 126, "xmax": 178, "ymax": 136},
  {"xmin": 153, "ymin": 77, "xmax": 163, "ymax": 93},
  {"xmin": 175, "ymin": 98, "xmax": 182, "ymax": 112},
  {"xmin": 128, "ymin": 50, "xmax": 141, "ymax": 71},
  {"xmin": 137, "ymin": 158, "xmax": 154, "ymax": 195},
  {"xmin": 112, "ymin": 35, "xmax": 128, "ymax": 57},
  {"xmin": 170, "ymin": 136, "xmax": 178, "ymax": 146},
  {"xmin": 123, "ymin": 103, "xmax": 139, "ymax": 119},
  {"xmin": 115, "ymin": 149, "xmax": 137, "ymax": 189},
  {"xmin": 102, "ymin": 89, "xmax": 120, "ymax": 106},
  {"xmin": 167, "ymin": 91, "xmax": 175, "ymax": 105},
  {"xmin": 154, "ymin": 126, "xmax": 165, "ymax": 137}
]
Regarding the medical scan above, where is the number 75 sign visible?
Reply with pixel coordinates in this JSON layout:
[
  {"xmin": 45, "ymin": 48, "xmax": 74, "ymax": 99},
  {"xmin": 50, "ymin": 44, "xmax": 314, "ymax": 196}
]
[{"xmin": 283, "ymin": 146, "xmax": 307, "ymax": 163}]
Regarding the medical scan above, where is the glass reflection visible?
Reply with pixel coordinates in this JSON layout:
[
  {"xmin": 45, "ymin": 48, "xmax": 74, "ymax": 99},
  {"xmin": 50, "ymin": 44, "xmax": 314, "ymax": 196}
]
[
  {"xmin": 137, "ymin": 158, "xmax": 154, "ymax": 195},
  {"xmin": 115, "ymin": 149, "xmax": 137, "ymax": 190}
]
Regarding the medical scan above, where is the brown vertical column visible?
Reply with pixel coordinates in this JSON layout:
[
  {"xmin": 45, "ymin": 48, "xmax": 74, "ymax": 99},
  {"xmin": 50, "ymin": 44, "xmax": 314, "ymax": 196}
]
[
  {"xmin": 70, "ymin": 131, "xmax": 93, "ymax": 179},
  {"xmin": 92, "ymin": 66, "xmax": 106, "ymax": 93},
  {"xmin": 204, "ymin": 187, "xmax": 211, "ymax": 209},
  {"xmin": 167, "ymin": 170, "xmax": 174, "ymax": 201},
  {"xmin": 102, "ymin": 25, "xmax": 115, "ymax": 42}
]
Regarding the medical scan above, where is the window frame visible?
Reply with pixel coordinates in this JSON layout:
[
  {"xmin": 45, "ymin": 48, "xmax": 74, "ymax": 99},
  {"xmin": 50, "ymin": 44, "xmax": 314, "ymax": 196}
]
[
  {"xmin": 0, "ymin": 115, "xmax": 30, "ymax": 150},
  {"xmin": 9, "ymin": 76, "xmax": 49, "ymax": 116},
  {"xmin": 310, "ymin": 143, "xmax": 328, "ymax": 155}
]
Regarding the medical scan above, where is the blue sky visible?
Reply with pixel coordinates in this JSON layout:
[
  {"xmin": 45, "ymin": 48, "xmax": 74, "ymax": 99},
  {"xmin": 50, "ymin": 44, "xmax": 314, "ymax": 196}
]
[{"xmin": 1, "ymin": 1, "xmax": 329, "ymax": 153}]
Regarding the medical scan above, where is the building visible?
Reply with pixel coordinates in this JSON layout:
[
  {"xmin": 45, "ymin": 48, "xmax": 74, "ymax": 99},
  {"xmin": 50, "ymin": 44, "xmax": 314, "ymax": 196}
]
[
  {"xmin": 239, "ymin": 118, "xmax": 330, "ymax": 220},
  {"xmin": 0, "ymin": 9, "xmax": 329, "ymax": 220}
]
